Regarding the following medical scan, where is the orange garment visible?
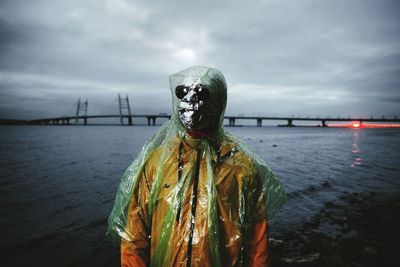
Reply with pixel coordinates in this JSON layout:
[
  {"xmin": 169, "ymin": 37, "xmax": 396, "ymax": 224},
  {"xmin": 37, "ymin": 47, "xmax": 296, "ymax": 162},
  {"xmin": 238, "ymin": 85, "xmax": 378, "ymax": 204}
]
[
  {"xmin": 249, "ymin": 222, "xmax": 270, "ymax": 267},
  {"xmin": 120, "ymin": 135, "xmax": 270, "ymax": 267},
  {"xmin": 121, "ymin": 242, "xmax": 147, "ymax": 267},
  {"xmin": 121, "ymin": 221, "xmax": 269, "ymax": 267}
]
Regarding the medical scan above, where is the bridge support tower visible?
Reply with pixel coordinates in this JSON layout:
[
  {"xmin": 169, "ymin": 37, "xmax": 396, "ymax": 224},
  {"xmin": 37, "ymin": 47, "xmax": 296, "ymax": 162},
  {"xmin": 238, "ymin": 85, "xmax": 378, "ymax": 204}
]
[
  {"xmin": 147, "ymin": 116, "xmax": 156, "ymax": 126},
  {"xmin": 118, "ymin": 94, "xmax": 132, "ymax": 125},
  {"xmin": 75, "ymin": 98, "xmax": 88, "ymax": 125}
]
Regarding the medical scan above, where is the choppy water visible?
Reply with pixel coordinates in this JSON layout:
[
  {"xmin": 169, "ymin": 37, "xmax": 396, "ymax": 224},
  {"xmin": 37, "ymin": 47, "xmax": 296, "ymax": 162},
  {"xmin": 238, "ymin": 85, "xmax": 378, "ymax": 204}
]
[{"xmin": 0, "ymin": 125, "xmax": 399, "ymax": 267}]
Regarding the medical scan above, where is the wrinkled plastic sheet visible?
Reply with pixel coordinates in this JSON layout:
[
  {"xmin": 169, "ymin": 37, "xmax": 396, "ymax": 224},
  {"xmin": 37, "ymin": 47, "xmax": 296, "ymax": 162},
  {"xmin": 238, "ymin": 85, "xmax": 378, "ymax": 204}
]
[{"xmin": 107, "ymin": 66, "xmax": 287, "ymax": 266}]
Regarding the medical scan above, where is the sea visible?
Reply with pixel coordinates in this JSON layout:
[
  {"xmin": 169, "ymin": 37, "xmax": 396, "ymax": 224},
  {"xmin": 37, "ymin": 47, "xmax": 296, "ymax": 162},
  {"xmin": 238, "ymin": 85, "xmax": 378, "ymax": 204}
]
[{"xmin": 0, "ymin": 125, "xmax": 399, "ymax": 267}]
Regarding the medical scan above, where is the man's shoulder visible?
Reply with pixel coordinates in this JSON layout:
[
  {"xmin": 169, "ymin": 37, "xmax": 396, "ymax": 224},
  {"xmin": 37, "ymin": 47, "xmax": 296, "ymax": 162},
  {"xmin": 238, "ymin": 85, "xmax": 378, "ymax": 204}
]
[{"xmin": 218, "ymin": 138, "xmax": 255, "ymax": 173}]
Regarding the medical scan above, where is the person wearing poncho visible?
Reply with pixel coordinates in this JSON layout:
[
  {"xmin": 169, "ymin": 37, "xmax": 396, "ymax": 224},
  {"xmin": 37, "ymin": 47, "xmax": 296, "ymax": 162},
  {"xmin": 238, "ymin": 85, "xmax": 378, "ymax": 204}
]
[{"xmin": 107, "ymin": 66, "xmax": 287, "ymax": 267}]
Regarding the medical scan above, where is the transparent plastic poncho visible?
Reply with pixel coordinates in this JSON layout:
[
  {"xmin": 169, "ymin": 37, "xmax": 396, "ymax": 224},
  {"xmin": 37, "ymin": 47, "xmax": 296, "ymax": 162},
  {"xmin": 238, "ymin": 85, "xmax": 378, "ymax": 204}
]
[{"xmin": 107, "ymin": 66, "xmax": 287, "ymax": 267}]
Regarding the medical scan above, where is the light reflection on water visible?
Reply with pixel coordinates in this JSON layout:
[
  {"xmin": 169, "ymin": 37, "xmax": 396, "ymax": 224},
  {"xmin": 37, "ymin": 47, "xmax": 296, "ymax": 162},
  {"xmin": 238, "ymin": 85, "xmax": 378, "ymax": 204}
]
[{"xmin": 351, "ymin": 129, "xmax": 362, "ymax": 168}]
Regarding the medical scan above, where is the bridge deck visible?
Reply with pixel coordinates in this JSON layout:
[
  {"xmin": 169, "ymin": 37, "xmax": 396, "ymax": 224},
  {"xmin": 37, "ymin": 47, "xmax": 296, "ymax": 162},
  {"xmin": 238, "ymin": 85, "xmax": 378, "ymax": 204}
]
[{"xmin": 29, "ymin": 114, "xmax": 400, "ymax": 123}]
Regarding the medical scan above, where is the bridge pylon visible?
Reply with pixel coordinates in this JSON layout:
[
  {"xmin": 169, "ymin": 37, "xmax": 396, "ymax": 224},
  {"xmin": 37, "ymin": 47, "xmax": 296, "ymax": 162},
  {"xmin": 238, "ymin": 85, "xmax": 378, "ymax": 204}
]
[
  {"xmin": 75, "ymin": 98, "xmax": 88, "ymax": 125},
  {"xmin": 118, "ymin": 94, "xmax": 132, "ymax": 125}
]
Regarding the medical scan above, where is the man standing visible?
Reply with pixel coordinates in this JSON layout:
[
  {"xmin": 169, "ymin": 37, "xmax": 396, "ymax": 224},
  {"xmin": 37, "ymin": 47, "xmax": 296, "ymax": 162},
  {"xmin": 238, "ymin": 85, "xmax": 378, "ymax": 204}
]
[{"xmin": 107, "ymin": 66, "xmax": 287, "ymax": 267}]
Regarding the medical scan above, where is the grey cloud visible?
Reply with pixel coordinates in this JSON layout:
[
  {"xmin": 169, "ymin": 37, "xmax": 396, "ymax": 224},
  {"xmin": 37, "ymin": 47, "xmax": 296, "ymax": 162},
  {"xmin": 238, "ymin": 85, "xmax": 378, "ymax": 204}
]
[{"xmin": 0, "ymin": 0, "xmax": 399, "ymax": 119}]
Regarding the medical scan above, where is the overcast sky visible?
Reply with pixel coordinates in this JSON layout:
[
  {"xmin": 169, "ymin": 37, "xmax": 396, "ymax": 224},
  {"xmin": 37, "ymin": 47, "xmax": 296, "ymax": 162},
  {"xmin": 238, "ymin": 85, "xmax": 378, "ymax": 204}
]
[{"xmin": 0, "ymin": 0, "xmax": 399, "ymax": 120}]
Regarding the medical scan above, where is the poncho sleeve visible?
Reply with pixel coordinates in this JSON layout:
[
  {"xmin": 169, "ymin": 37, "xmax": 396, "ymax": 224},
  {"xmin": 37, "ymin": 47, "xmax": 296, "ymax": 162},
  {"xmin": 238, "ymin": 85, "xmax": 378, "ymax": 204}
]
[{"xmin": 120, "ymin": 157, "xmax": 154, "ymax": 266}]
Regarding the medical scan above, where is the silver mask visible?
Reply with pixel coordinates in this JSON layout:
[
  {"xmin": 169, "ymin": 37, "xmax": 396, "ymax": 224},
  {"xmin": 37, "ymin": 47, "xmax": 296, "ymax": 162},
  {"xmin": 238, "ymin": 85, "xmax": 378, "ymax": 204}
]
[{"xmin": 175, "ymin": 83, "xmax": 212, "ymax": 131}]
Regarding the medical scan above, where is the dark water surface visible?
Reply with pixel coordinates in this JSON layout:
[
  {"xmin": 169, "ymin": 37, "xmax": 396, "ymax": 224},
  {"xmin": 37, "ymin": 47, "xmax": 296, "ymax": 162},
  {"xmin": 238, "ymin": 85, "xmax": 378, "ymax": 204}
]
[{"xmin": 0, "ymin": 126, "xmax": 399, "ymax": 266}]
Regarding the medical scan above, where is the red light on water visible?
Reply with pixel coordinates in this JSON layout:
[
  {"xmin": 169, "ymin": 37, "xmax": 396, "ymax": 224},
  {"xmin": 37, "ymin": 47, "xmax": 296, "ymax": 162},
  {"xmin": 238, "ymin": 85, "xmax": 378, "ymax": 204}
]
[{"xmin": 328, "ymin": 123, "xmax": 400, "ymax": 128}]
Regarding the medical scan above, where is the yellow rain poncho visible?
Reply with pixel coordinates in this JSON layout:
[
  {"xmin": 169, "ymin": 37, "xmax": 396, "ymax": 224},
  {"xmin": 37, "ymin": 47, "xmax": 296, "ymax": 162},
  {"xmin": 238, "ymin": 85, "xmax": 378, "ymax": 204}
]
[{"xmin": 107, "ymin": 66, "xmax": 287, "ymax": 267}]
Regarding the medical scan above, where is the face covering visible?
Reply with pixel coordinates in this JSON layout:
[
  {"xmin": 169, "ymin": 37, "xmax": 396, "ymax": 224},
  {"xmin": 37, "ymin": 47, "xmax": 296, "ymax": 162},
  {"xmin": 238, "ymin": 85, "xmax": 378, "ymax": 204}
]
[
  {"xmin": 170, "ymin": 66, "xmax": 227, "ymax": 135},
  {"xmin": 176, "ymin": 82, "xmax": 211, "ymax": 130}
]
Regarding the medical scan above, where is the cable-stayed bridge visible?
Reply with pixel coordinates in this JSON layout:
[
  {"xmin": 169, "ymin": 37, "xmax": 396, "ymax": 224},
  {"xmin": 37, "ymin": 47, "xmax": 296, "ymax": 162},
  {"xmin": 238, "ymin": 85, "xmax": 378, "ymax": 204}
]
[{"xmin": 2, "ymin": 95, "xmax": 399, "ymax": 127}]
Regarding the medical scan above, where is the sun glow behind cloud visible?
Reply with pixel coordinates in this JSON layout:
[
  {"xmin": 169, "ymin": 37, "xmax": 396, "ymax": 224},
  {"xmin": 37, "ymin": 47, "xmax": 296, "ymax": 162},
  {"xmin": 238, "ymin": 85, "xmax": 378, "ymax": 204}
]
[{"xmin": 176, "ymin": 48, "xmax": 196, "ymax": 63}]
